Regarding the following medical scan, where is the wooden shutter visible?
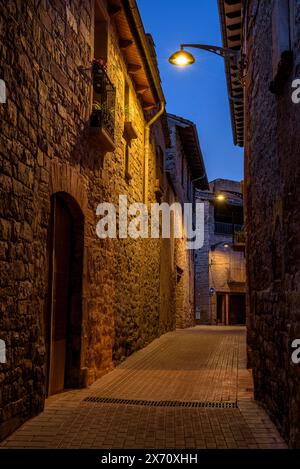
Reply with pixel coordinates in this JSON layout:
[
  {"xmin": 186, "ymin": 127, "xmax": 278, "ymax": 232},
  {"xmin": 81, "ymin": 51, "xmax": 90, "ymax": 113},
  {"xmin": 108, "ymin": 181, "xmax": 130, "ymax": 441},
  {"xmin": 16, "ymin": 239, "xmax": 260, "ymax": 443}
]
[{"xmin": 271, "ymin": 0, "xmax": 291, "ymax": 79}]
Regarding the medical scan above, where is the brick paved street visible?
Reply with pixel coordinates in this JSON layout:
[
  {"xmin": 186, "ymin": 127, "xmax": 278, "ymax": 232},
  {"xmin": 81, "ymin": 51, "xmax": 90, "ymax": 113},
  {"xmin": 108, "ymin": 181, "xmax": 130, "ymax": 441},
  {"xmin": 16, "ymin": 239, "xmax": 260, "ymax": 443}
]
[{"xmin": 0, "ymin": 327, "xmax": 287, "ymax": 449}]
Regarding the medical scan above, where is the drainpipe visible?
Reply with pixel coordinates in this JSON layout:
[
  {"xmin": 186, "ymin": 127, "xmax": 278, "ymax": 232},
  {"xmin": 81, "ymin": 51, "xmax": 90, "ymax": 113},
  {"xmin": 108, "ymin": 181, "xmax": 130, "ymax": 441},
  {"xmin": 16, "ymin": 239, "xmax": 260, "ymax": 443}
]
[{"xmin": 144, "ymin": 101, "xmax": 165, "ymax": 203}]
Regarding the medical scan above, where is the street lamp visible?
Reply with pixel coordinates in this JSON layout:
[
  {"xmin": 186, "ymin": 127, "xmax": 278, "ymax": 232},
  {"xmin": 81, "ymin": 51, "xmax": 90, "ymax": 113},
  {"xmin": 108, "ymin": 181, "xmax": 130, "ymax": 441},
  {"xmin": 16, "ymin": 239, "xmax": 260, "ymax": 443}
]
[
  {"xmin": 169, "ymin": 44, "xmax": 240, "ymax": 67},
  {"xmin": 168, "ymin": 48, "xmax": 196, "ymax": 67}
]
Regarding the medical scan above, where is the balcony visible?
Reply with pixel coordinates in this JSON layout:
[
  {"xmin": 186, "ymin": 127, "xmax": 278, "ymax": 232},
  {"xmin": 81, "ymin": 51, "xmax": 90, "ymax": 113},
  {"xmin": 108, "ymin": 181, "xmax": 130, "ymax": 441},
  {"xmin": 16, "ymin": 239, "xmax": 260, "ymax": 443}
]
[
  {"xmin": 214, "ymin": 222, "xmax": 245, "ymax": 252},
  {"xmin": 123, "ymin": 121, "xmax": 138, "ymax": 141},
  {"xmin": 90, "ymin": 61, "xmax": 116, "ymax": 153},
  {"xmin": 214, "ymin": 222, "xmax": 242, "ymax": 235},
  {"xmin": 233, "ymin": 227, "xmax": 246, "ymax": 252},
  {"xmin": 234, "ymin": 229, "xmax": 245, "ymax": 244},
  {"xmin": 227, "ymin": 266, "xmax": 246, "ymax": 286}
]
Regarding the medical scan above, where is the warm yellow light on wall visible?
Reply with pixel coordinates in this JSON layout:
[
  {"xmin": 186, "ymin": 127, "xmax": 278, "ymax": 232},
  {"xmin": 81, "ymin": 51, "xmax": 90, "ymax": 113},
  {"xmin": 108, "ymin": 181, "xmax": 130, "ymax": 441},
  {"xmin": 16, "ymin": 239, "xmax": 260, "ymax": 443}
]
[
  {"xmin": 168, "ymin": 49, "xmax": 196, "ymax": 67},
  {"xmin": 216, "ymin": 194, "xmax": 225, "ymax": 201}
]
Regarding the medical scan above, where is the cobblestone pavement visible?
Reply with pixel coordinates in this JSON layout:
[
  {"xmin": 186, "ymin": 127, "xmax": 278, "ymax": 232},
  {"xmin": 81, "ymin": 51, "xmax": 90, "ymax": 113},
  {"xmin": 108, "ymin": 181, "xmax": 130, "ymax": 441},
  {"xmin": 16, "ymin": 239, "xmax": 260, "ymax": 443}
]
[{"xmin": 1, "ymin": 326, "xmax": 287, "ymax": 449}]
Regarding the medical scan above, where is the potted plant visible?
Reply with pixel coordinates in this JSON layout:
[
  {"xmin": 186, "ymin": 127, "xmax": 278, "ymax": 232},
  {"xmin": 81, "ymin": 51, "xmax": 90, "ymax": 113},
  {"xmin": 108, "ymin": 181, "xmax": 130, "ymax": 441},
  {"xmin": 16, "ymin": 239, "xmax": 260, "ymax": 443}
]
[
  {"xmin": 92, "ymin": 58, "xmax": 107, "ymax": 94},
  {"xmin": 90, "ymin": 101, "xmax": 103, "ymax": 127}
]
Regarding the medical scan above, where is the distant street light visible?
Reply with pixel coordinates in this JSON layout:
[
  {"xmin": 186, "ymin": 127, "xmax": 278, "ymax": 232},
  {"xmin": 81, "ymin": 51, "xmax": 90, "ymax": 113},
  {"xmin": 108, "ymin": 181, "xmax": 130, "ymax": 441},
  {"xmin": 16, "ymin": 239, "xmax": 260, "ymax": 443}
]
[
  {"xmin": 215, "ymin": 194, "xmax": 226, "ymax": 202},
  {"xmin": 211, "ymin": 241, "xmax": 230, "ymax": 251},
  {"xmin": 169, "ymin": 44, "xmax": 239, "ymax": 67},
  {"xmin": 212, "ymin": 242, "xmax": 230, "ymax": 250}
]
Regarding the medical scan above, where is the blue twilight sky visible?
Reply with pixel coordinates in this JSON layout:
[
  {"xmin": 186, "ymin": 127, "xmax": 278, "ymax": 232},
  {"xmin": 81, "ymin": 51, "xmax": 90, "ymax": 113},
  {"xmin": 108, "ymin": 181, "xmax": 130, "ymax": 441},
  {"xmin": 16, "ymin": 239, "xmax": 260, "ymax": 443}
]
[{"xmin": 137, "ymin": 0, "xmax": 244, "ymax": 183}]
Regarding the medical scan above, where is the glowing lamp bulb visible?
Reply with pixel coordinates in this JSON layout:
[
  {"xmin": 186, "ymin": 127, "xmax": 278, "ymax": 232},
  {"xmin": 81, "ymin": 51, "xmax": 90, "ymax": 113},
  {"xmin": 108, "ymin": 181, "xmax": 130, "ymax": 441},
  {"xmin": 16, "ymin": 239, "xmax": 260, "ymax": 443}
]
[{"xmin": 169, "ymin": 49, "xmax": 196, "ymax": 67}]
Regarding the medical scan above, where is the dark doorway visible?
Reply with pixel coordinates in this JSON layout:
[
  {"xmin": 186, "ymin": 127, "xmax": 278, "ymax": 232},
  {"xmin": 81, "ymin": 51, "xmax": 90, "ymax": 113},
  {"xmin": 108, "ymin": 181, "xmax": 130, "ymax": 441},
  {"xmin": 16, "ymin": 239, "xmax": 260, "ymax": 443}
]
[
  {"xmin": 49, "ymin": 196, "xmax": 71, "ymax": 395},
  {"xmin": 175, "ymin": 266, "xmax": 184, "ymax": 328},
  {"xmin": 47, "ymin": 193, "xmax": 84, "ymax": 396},
  {"xmin": 217, "ymin": 294, "xmax": 225, "ymax": 324},
  {"xmin": 229, "ymin": 294, "xmax": 246, "ymax": 325}
]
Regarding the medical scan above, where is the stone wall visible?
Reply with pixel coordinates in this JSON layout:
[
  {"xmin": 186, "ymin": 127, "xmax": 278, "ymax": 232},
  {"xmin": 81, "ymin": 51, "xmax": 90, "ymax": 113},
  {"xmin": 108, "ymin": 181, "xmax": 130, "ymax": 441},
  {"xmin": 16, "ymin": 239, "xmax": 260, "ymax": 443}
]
[
  {"xmin": 245, "ymin": 0, "xmax": 300, "ymax": 448},
  {"xmin": 195, "ymin": 198, "xmax": 211, "ymax": 323},
  {"xmin": 159, "ymin": 182, "xmax": 177, "ymax": 333},
  {"xmin": 0, "ymin": 0, "xmax": 177, "ymax": 440},
  {"xmin": 210, "ymin": 179, "xmax": 241, "ymax": 194},
  {"xmin": 195, "ymin": 181, "xmax": 245, "ymax": 325},
  {"xmin": 166, "ymin": 115, "xmax": 201, "ymax": 329},
  {"xmin": 175, "ymin": 239, "xmax": 195, "ymax": 329}
]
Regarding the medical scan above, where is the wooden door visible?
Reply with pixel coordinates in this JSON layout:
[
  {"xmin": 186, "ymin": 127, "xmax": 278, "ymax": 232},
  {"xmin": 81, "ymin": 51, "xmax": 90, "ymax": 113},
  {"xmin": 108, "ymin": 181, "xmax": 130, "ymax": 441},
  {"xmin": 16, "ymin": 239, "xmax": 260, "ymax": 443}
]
[
  {"xmin": 48, "ymin": 196, "xmax": 72, "ymax": 396},
  {"xmin": 217, "ymin": 294, "xmax": 225, "ymax": 324},
  {"xmin": 229, "ymin": 294, "xmax": 246, "ymax": 325}
]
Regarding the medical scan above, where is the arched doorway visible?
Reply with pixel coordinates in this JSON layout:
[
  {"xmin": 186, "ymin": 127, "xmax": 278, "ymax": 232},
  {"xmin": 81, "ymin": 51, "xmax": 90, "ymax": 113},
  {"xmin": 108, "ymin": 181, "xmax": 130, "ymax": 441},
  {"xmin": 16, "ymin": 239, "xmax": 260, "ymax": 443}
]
[{"xmin": 46, "ymin": 192, "xmax": 84, "ymax": 396}]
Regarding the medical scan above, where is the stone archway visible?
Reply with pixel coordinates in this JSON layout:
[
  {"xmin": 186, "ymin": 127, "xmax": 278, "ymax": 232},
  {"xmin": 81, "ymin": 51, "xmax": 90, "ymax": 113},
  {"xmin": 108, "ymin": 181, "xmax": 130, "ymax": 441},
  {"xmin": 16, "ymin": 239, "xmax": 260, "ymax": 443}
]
[{"xmin": 46, "ymin": 192, "xmax": 84, "ymax": 396}]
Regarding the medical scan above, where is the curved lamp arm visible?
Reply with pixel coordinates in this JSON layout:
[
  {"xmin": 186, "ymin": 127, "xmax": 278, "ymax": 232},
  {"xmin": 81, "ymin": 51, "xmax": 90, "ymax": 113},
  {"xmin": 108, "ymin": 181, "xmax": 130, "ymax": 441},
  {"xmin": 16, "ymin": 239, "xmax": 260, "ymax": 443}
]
[{"xmin": 180, "ymin": 44, "xmax": 240, "ymax": 60}]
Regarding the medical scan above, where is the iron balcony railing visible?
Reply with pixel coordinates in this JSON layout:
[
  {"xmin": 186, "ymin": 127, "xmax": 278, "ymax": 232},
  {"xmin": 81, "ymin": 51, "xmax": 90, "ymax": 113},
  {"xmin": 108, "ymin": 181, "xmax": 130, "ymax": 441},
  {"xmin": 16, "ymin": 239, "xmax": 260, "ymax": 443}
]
[
  {"xmin": 227, "ymin": 267, "xmax": 246, "ymax": 283},
  {"xmin": 234, "ymin": 229, "xmax": 246, "ymax": 244},
  {"xmin": 214, "ymin": 222, "xmax": 243, "ymax": 235},
  {"xmin": 90, "ymin": 61, "xmax": 116, "ymax": 139}
]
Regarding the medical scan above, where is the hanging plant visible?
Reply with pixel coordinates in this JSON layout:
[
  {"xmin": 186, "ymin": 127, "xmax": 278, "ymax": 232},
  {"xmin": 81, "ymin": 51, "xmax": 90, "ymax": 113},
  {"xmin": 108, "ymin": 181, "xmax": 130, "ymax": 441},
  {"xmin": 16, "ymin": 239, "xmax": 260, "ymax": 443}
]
[
  {"xmin": 92, "ymin": 57, "xmax": 107, "ymax": 69},
  {"xmin": 92, "ymin": 101, "xmax": 102, "ymax": 111}
]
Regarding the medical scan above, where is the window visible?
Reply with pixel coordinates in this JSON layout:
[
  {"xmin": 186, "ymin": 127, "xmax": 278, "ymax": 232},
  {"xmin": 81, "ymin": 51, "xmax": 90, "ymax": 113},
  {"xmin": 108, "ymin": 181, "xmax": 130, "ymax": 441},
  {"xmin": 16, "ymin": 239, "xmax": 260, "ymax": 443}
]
[
  {"xmin": 123, "ymin": 78, "xmax": 138, "ymax": 142},
  {"xmin": 90, "ymin": 3, "xmax": 116, "ymax": 151},
  {"xmin": 94, "ymin": 4, "xmax": 108, "ymax": 63},
  {"xmin": 124, "ymin": 143, "xmax": 131, "ymax": 181},
  {"xmin": 187, "ymin": 171, "xmax": 192, "ymax": 201},
  {"xmin": 124, "ymin": 80, "xmax": 130, "ymax": 121},
  {"xmin": 270, "ymin": 0, "xmax": 294, "ymax": 94},
  {"xmin": 214, "ymin": 203, "xmax": 243, "ymax": 235},
  {"xmin": 155, "ymin": 146, "xmax": 164, "ymax": 191},
  {"xmin": 289, "ymin": 0, "xmax": 295, "ymax": 49}
]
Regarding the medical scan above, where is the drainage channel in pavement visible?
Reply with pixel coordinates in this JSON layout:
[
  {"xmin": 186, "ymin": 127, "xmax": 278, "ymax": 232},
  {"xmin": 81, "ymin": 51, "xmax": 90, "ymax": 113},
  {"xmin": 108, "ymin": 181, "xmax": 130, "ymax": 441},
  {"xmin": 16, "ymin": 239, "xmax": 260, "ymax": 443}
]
[{"xmin": 82, "ymin": 396, "xmax": 238, "ymax": 409}]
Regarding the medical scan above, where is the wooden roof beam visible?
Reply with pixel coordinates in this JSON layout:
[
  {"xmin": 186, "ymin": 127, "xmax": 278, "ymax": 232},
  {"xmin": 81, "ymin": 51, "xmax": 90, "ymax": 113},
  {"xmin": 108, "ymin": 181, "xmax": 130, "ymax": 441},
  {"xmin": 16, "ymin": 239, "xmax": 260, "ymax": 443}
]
[
  {"xmin": 128, "ymin": 64, "xmax": 142, "ymax": 74},
  {"xmin": 143, "ymin": 102, "xmax": 157, "ymax": 111},
  {"xmin": 108, "ymin": 4, "xmax": 122, "ymax": 17},
  {"xmin": 135, "ymin": 84, "xmax": 149, "ymax": 94},
  {"xmin": 119, "ymin": 39, "xmax": 133, "ymax": 49}
]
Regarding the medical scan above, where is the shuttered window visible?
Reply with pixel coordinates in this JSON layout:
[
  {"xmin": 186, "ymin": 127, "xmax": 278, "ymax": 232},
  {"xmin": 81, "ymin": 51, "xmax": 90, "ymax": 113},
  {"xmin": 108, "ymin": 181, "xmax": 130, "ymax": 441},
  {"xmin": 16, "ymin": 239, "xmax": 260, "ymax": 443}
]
[{"xmin": 270, "ymin": 0, "xmax": 294, "ymax": 93}]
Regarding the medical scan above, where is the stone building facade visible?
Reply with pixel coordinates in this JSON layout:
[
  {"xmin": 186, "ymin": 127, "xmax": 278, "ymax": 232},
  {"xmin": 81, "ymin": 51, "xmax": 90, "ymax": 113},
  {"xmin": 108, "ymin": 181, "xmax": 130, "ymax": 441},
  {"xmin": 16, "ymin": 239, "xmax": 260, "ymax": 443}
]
[
  {"xmin": 195, "ymin": 179, "xmax": 246, "ymax": 325},
  {"xmin": 0, "ymin": 0, "xmax": 208, "ymax": 440},
  {"xmin": 219, "ymin": 0, "xmax": 300, "ymax": 447},
  {"xmin": 166, "ymin": 114, "xmax": 209, "ymax": 329}
]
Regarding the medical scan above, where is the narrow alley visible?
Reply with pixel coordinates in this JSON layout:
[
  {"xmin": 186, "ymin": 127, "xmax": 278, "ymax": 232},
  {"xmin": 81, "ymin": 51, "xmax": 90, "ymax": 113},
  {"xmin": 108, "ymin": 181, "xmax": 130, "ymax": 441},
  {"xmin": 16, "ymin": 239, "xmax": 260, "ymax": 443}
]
[{"xmin": 0, "ymin": 327, "xmax": 286, "ymax": 449}]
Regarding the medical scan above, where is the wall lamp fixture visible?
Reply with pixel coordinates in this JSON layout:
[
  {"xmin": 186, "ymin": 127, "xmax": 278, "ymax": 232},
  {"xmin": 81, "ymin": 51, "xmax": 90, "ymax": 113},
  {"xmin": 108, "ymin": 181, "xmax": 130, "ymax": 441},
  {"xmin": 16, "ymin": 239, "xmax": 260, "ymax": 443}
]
[
  {"xmin": 169, "ymin": 44, "xmax": 240, "ymax": 67},
  {"xmin": 211, "ymin": 242, "xmax": 230, "ymax": 251}
]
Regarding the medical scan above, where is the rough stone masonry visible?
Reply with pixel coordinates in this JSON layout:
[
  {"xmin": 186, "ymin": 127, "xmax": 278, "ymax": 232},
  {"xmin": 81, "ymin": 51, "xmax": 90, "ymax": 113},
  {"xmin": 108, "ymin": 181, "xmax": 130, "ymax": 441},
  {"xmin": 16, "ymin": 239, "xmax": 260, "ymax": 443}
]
[
  {"xmin": 243, "ymin": 0, "xmax": 300, "ymax": 449},
  {"xmin": 0, "ymin": 0, "xmax": 206, "ymax": 440}
]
